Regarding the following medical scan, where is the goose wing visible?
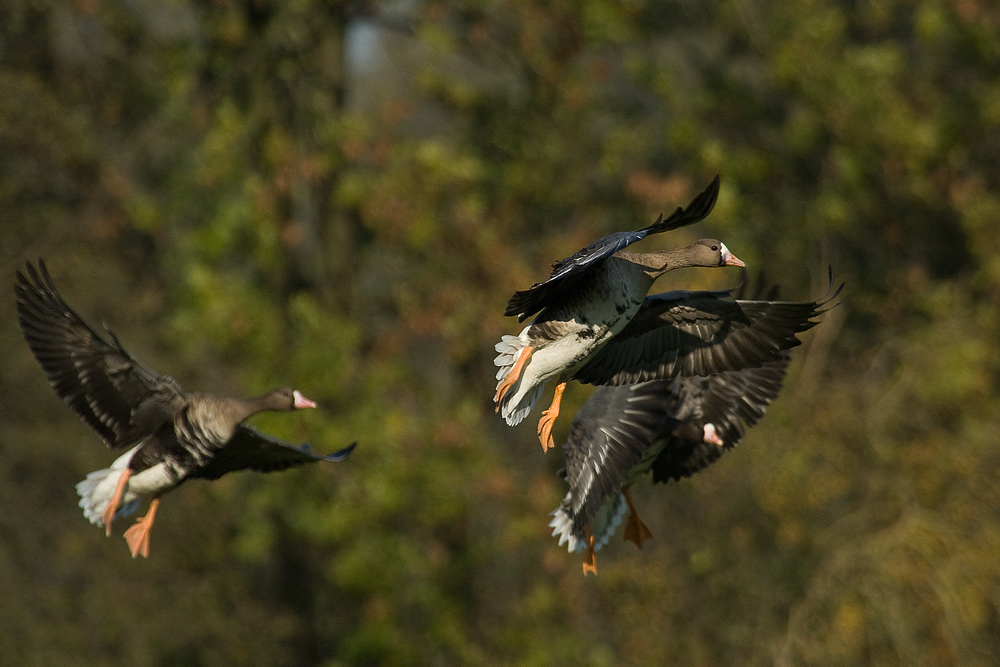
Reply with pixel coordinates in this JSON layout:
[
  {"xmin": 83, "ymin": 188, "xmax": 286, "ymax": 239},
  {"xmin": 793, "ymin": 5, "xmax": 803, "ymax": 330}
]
[
  {"xmin": 504, "ymin": 176, "xmax": 720, "ymax": 322},
  {"xmin": 188, "ymin": 425, "xmax": 356, "ymax": 480},
  {"xmin": 15, "ymin": 260, "xmax": 187, "ymax": 449},
  {"xmin": 572, "ymin": 276, "xmax": 841, "ymax": 386},
  {"xmin": 559, "ymin": 381, "xmax": 676, "ymax": 537},
  {"xmin": 649, "ymin": 358, "xmax": 790, "ymax": 483}
]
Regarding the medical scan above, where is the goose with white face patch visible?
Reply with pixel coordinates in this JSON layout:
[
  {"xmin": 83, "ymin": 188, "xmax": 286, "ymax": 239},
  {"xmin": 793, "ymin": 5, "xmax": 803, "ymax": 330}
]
[
  {"xmin": 15, "ymin": 261, "xmax": 355, "ymax": 558},
  {"xmin": 550, "ymin": 359, "xmax": 792, "ymax": 574},
  {"xmin": 494, "ymin": 175, "xmax": 746, "ymax": 451},
  {"xmin": 549, "ymin": 275, "xmax": 842, "ymax": 574}
]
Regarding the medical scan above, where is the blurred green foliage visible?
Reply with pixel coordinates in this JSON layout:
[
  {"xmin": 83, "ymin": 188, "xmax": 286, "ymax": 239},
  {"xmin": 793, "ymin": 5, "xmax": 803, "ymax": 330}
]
[{"xmin": 2, "ymin": 0, "xmax": 1000, "ymax": 665}]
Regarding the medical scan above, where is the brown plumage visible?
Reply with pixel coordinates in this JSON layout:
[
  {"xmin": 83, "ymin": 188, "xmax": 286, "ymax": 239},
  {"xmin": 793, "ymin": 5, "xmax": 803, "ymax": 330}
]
[
  {"xmin": 15, "ymin": 260, "xmax": 354, "ymax": 558},
  {"xmin": 494, "ymin": 176, "xmax": 749, "ymax": 451},
  {"xmin": 550, "ymin": 273, "xmax": 842, "ymax": 573}
]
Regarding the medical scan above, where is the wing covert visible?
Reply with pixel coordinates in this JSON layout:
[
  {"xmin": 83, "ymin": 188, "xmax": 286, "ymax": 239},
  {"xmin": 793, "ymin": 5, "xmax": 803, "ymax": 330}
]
[
  {"xmin": 189, "ymin": 425, "xmax": 356, "ymax": 481},
  {"xmin": 649, "ymin": 358, "xmax": 790, "ymax": 483},
  {"xmin": 560, "ymin": 381, "xmax": 675, "ymax": 536},
  {"xmin": 505, "ymin": 176, "xmax": 721, "ymax": 321},
  {"xmin": 572, "ymin": 282, "xmax": 837, "ymax": 387}
]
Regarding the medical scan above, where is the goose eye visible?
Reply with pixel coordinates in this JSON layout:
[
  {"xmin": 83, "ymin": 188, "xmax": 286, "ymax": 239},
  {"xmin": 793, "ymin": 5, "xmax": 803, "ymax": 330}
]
[{"xmin": 711, "ymin": 245, "xmax": 719, "ymax": 251}]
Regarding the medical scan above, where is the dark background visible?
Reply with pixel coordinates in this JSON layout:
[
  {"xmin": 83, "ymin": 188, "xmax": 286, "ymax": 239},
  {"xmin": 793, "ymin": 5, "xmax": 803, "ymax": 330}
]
[{"xmin": 2, "ymin": 1, "xmax": 999, "ymax": 665}]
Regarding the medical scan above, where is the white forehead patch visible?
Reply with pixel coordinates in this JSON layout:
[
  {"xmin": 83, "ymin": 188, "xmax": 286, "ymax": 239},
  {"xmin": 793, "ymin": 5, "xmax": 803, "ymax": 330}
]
[{"xmin": 703, "ymin": 423, "xmax": 723, "ymax": 446}]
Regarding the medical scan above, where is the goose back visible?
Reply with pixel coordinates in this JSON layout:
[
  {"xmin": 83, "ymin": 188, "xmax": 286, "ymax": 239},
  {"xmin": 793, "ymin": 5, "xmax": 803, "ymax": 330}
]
[
  {"xmin": 126, "ymin": 388, "xmax": 310, "ymax": 475},
  {"xmin": 505, "ymin": 176, "xmax": 721, "ymax": 321}
]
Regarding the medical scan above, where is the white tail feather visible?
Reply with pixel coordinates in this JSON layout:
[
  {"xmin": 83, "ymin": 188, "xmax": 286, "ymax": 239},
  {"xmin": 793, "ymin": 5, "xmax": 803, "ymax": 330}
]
[
  {"xmin": 494, "ymin": 328, "xmax": 543, "ymax": 425},
  {"xmin": 493, "ymin": 331, "xmax": 528, "ymax": 380},
  {"xmin": 549, "ymin": 492, "xmax": 628, "ymax": 554},
  {"xmin": 549, "ymin": 493, "xmax": 584, "ymax": 553},
  {"xmin": 76, "ymin": 447, "xmax": 141, "ymax": 526},
  {"xmin": 501, "ymin": 382, "xmax": 543, "ymax": 426}
]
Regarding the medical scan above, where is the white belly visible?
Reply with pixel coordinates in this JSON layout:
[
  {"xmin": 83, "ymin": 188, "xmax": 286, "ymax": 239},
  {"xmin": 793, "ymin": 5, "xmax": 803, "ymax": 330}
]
[
  {"xmin": 497, "ymin": 300, "xmax": 643, "ymax": 425},
  {"xmin": 496, "ymin": 257, "xmax": 650, "ymax": 425},
  {"xmin": 76, "ymin": 446, "xmax": 180, "ymax": 527},
  {"xmin": 128, "ymin": 462, "xmax": 177, "ymax": 496}
]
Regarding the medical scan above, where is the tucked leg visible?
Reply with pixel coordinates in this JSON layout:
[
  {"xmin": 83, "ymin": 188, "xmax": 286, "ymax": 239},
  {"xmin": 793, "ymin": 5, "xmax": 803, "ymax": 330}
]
[
  {"xmin": 536, "ymin": 381, "xmax": 566, "ymax": 452},
  {"xmin": 622, "ymin": 487, "xmax": 653, "ymax": 549},
  {"xmin": 123, "ymin": 498, "xmax": 160, "ymax": 559},
  {"xmin": 101, "ymin": 468, "xmax": 132, "ymax": 536},
  {"xmin": 494, "ymin": 346, "xmax": 533, "ymax": 408},
  {"xmin": 582, "ymin": 526, "xmax": 598, "ymax": 576}
]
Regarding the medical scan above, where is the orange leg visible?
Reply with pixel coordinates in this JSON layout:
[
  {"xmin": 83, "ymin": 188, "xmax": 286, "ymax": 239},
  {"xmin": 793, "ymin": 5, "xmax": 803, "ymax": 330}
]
[
  {"xmin": 101, "ymin": 468, "xmax": 132, "ymax": 536},
  {"xmin": 582, "ymin": 526, "xmax": 598, "ymax": 576},
  {"xmin": 123, "ymin": 498, "xmax": 160, "ymax": 559},
  {"xmin": 494, "ymin": 346, "xmax": 533, "ymax": 409},
  {"xmin": 536, "ymin": 381, "xmax": 566, "ymax": 452},
  {"xmin": 622, "ymin": 487, "xmax": 653, "ymax": 549}
]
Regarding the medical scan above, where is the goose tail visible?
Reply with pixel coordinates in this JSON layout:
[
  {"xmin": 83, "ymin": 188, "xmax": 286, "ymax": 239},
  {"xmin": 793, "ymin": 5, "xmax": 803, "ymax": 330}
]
[
  {"xmin": 494, "ymin": 327, "xmax": 542, "ymax": 425},
  {"xmin": 76, "ymin": 447, "xmax": 141, "ymax": 527}
]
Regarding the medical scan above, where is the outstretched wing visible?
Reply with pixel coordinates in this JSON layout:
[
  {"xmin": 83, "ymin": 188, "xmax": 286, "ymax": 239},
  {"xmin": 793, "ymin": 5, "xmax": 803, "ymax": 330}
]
[
  {"xmin": 188, "ymin": 425, "xmax": 356, "ymax": 481},
  {"xmin": 559, "ymin": 381, "xmax": 676, "ymax": 537},
  {"xmin": 14, "ymin": 260, "xmax": 187, "ymax": 449},
  {"xmin": 649, "ymin": 357, "xmax": 790, "ymax": 483},
  {"xmin": 504, "ymin": 175, "xmax": 721, "ymax": 322},
  {"xmin": 572, "ymin": 276, "xmax": 841, "ymax": 386}
]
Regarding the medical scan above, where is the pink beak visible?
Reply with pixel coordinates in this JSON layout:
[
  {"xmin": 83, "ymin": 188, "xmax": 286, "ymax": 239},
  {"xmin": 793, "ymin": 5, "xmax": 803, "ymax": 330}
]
[
  {"xmin": 720, "ymin": 242, "xmax": 745, "ymax": 268},
  {"xmin": 293, "ymin": 390, "xmax": 317, "ymax": 409},
  {"xmin": 703, "ymin": 423, "xmax": 724, "ymax": 447},
  {"xmin": 722, "ymin": 252, "xmax": 745, "ymax": 268}
]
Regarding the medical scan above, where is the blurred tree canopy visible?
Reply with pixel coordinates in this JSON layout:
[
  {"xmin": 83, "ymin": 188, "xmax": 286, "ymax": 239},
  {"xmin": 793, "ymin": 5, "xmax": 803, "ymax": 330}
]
[{"xmin": 2, "ymin": 0, "xmax": 999, "ymax": 665}]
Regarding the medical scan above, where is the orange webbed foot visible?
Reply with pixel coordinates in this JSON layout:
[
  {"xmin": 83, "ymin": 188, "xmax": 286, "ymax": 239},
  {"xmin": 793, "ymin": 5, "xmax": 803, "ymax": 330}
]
[
  {"xmin": 622, "ymin": 487, "xmax": 652, "ymax": 549},
  {"xmin": 536, "ymin": 382, "xmax": 566, "ymax": 452},
  {"xmin": 582, "ymin": 529, "xmax": 597, "ymax": 575},
  {"xmin": 537, "ymin": 412, "xmax": 557, "ymax": 452},
  {"xmin": 622, "ymin": 514, "xmax": 653, "ymax": 549},
  {"xmin": 123, "ymin": 498, "xmax": 159, "ymax": 558}
]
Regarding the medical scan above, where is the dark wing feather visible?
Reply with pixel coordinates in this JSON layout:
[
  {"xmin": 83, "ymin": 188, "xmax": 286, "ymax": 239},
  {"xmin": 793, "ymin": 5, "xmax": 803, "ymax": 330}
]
[
  {"xmin": 555, "ymin": 274, "xmax": 836, "ymax": 549},
  {"xmin": 560, "ymin": 381, "xmax": 675, "ymax": 536},
  {"xmin": 14, "ymin": 260, "xmax": 187, "ymax": 449},
  {"xmin": 572, "ymin": 277, "xmax": 841, "ymax": 386},
  {"xmin": 558, "ymin": 355, "xmax": 791, "ymax": 536},
  {"xmin": 505, "ymin": 175, "xmax": 721, "ymax": 321},
  {"xmin": 188, "ymin": 425, "xmax": 356, "ymax": 481},
  {"xmin": 649, "ymin": 357, "xmax": 790, "ymax": 483}
]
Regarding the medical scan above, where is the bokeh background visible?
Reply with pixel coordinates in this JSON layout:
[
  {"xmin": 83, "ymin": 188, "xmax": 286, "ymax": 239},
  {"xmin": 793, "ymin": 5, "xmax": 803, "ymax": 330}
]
[{"xmin": 2, "ymin": 1, "xmax": 1000, "ymax": 665}]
